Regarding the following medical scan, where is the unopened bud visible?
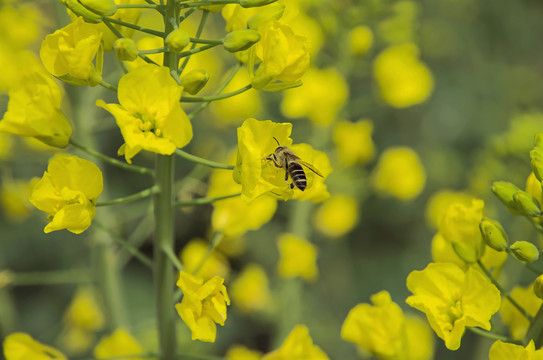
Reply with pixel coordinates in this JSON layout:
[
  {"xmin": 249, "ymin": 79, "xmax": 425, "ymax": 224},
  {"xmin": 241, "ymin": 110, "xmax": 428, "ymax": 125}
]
[
  {"xmin": 60, "ymin": 0, "xmax": 103, "ymax": 23},
  {"xmin": 451, "ymin": 240, "xmax": 485, "ymax": 264},
  {"xmin": 240, "ymin": 0, "xmax": 278, "ymax": 8},
  {"xmin": 534, "ymin": 275, "xmax": 543, "ymax": 300},
  {"xmin": 531, "ymin": 146, "xmax": 543, "ymax": 183},
  {"xmin": 223, "ymin": 29, "xmax": 260, "ymax": 53},
  {"xmin": 510, "ymin": 241, "xmax": 540, "ymax": 263},
  {"xmin": 479, "ymin": 217, "xmax": 508, "ymax": 252},
  {"xmin": 491, "ymin": 181, "xmax": 522, "ymax": 214},
  {"xmin": 535, "ymin": 132, "xmax": 543, "ymax": 149},
  {"xmin": 180, "ymin": 69, "xmax": 209, "ymax": 95},
  {"xmin": 513, "ymin": 191, "xmax": 541, "ymax": 217},
  {"xmin": 165, "ymin": 29, "xmax": 190, "ymax": 53},
  {"xmin": 247, "ymin": 4, "xmax": 285, "ymax": 30},
  {"xmin": 113, "ymin": 38, "xmax": 138, "ymax": 61},
  {"xmin": 79, "ymin": 0, "xmax": 117, "ymax": 16}
]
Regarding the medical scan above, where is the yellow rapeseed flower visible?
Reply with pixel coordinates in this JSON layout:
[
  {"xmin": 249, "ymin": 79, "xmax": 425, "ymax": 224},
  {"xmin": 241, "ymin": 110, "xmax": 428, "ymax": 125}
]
[
  {"xmin": 97, "ymin": 64, "xmax": 192, "ymax": 163},
  {"xmin": 262, "ymin": 325, "xmax": 329, "ymax": 360},
  {"xmin": 349, "ymin": 25, "xmax": 373, "ymax": 56},
  {"xmin": 373, "ymin": 43, "xmax": 434, "ymax": 108},
  {"xmin": 333, "ymin": 119, "xmax": 375, "ymax": 166},
  {"xmin": 0, "ymin": 71, "xmax": 71, "ymax": 148},
  {"xmin": 500, "ymin": 285, "xmax": 542, "ymax": 340},
  {"xmin": 94, "ymin": 328, "xmax": 144, "ymax": 360},
  {"xmin": 280, "ymin": 67, "xmax": 348, "ymax": 126},
  {"xmin": 313, "ymin": 194, "xmax": 359, "ymax": 239},
  {"xmin": 371, "ymin": 146, "xmax": 426, "ymax": 202},
  {"xmin": 406, "ymin": 262, "xmax": 501, "ymax": 350},
  {"xmin": 40, "ymin": 17, "xmax": 103, "ymax": 86},
  {"xmin": 0, "ymin": 178, "xmax": 37, "ymax": 222},
  {"xmin": 226, "ymin": 344, "xmax": 263, "ymax": 360},
  {"xmin": 425, "ymin": 190, "xmax": 475, "ymax": 229},
  {"xmin": 277, "ymin": 233, "xmax": 318, "ymax": 281},
  {"xmin": 489, "ymin": 340, "xmax": 543, "ymax": 360},
  {"xmin": 29, "ymin": 154, "xmax": 103, "ymax": 234},
  {"xmin": 3, "ymin": 332, "xmax": 67, "ymax": 360},
  {"xmin": 179, "ymin": 239, "xmax": 230, "ymax": 281},
  {"xmin": 230, "ymin": 263, "xmax": 270, "ymax": 313},
  {"xmin": 175, "ymin": 271, "xmax": 230, "ymax": 342},
  {"xmin": 341, "ymin": 291, "xmax": 433, "ymax": 360}
]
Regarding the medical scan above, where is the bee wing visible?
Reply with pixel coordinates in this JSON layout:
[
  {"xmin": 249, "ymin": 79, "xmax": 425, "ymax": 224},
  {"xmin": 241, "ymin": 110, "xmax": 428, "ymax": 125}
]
[{"xmin": 298, "ymin": 160, "xmax": 324, "ymax": 178}]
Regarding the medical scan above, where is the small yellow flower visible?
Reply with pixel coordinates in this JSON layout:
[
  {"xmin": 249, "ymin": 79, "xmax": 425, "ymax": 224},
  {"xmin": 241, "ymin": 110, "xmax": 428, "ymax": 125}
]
[
  {"xmin": 500, "ymin": 284, "xmax": 542, "ymax": 340},
  {"xmin": 341, "ymin": 291, "xmax": 433, "ymax": 360},
  {"xmin": 226, "ymin": 345, "xmax": 263, "ymax": 360},
  {"xmin": 0, "ymin": 71, "xmax": 71, "ymax": 148},
  {"xmin": 425, "ymin": 190, "xmax": 475, "ymax": 229},
  {"xmin": 262, "ymin": 325, "xmax": 329, "ymax": 360},
  {"xmin": 406, "ymin": 262, "xmax": 501, "ymax": 350},
  {"xmin": 349, "ymin": 25, "xmax": 373, "ymax": 56},
  {"xmin": 313, "ymin": 195, "xmax": 359, "ymax": 239},
  {"xmin": 230, "ymin": 263, "xmax": 270, "ymax": 313},
  {"xmin": 280, "ymin": 67, "xmax": 348, "ymax": 126},
  {"xmin": 277, "ymin": 233, "xmax": 318, "ymax": 281},
  {"xmin": 333, "ymin": 119, "xmax": 375, "ymax": 166},
  {"xmin": 40, "ymin": 17, "xmax": 103, "ymax": 86},
  {"xmin": 371, "ymin": 146, "xmax": 426, "ymax": 202},
  {"xmin": 3, "ymin": 332, "xmax": 67, "ymax": 360},
  {"xmin": 96, "ymin": 64, "xmax": 192, "ymax": 163},
  {"xmin": 0, "ymin": 178, "xmax": 37, "ymax": 222},
  {"xmin": 29, "ymin": 154, "xmax": 103, "ymax": 234},
  {"xmin": 94, "ymin": 328, "xmax": 144, "ymax": 360},
  {"xmin": 180, "ymin": 239, "xmax": 230, "ymax": 281},
  {"xmin": 489, "ymin": 340, "xmax": 543, "ymax": 360},
  {"xmin": 373, "ymin": 43, "xmax": 434, "ymax": 108},
  {"xmin": 175, "ymin": 271, "xmax": 230, "ymax": 342}
]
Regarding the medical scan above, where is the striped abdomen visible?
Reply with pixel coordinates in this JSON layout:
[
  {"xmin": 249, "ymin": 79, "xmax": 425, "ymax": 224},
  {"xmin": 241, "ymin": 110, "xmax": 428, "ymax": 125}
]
[{"xmin": 288, "ymin": 161, "xmax": 307, "ymax": 191}]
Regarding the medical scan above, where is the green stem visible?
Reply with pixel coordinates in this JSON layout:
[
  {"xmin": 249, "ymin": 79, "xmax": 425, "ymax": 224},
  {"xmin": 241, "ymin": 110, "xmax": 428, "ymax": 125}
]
[
  {"xmin": 178, "ymin": 9, "xmax": 208, "ymax": 74},
  {"xmin": 505, "ymin": 248, "xmax": 542, "ymax": 275},
  {"xmin": 477, "ymin": 260, "xmax": 533, "ymax": 321},
  {"xmin": 10, "ymin": 269, "xmax": 93, "ymax": 286},
  {"xmin": 103, "ymin": 17, "xmax": 165, "ymax": 37},
  {"xmin": 527, "ymin": 304, "xmax": 543, "ymax": 347},
  {"xmin": 162, "ymin": 245, "xmax": 184, "ymax": 272},
  {"xmin": 100, "ymin": 80, "xmax": 118, "ymax": 92},
  {"xmin": 468, "ymin": 327, "xmax": 515, "ymax": 343},
  {"xmin": 96, "ymin": 186, "xmax": 159, "ymax": 207},
  {"xmin": 179, "ymin": 8, "xmax": 196, "ymax": 22},
  {"xmin": 102, "ymin": 20, "xmax": 159, "ymax": 66},
  {"xmin": 180, "ymin": 84, "xmax": 252, "ymax": 102},
  {"xmin": 174, "ymin": 193, "xmax": 240, "ymax": 207},
  {"xmin": 140, "ymin": 47, "xmax": 168, "ymax": 54},
  {"xmin": 174, "ymin": 149, "xmax": 234, "ymax": 169},
  {"xmin": 117, "ymin": 3, "xmax": 161, "ymax": 8},
  {"xmin": 180, "ymin": 0, "xmax": 239, "ymax": 6},
  {"xmin": 189, "ymin": 38, "xmax": 223, "ymax": 45},
  {"xmin": 178, "ymin": 42, "xmax": 220, "ymax": 59},
  {"xmin": 69, "ymin": 139, "xmax": 155, "ymax": 176}
]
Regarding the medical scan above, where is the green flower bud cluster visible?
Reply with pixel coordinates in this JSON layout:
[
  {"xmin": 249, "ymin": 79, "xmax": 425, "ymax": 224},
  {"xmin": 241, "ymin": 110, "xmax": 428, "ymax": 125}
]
[
  {"xmin": 492, "ymin": 181, "xmax": 541, "ymax": 217},
  {"xmin": 113, "ymin": 38, "xmax": 138, "ymax": 61}
]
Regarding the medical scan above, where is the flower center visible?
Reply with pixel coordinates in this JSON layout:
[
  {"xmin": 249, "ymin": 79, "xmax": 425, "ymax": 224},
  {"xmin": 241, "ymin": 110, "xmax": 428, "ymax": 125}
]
[
  {"xmin": 440, "ymin": 291, "xmax": 463, "ymax": 332},
  {"xmin": 137, "ymin": 113, "xmax": 162, "ymax": 137}
]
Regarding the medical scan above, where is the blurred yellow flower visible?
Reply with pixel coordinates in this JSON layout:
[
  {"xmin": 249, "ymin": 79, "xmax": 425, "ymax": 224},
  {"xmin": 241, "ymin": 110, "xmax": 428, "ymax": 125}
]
[
  {"xmin": 63, "ymin": 288, "xmax": 104, "ymax": 331},
  {"xmin": 0, "ymin": 71, "xmax": 72, "ymax": 148},
  {"xmin": 230, "ymin": 263, "xmax": 270, "ymax": 313},
  {"xmin": 222, "ymin": 4, "xmax": 259, "ymax": 32},
  {"xmin": 40, "ymin": 17, "xmax": 103, "ymax": 86},
  {"xmin": 489, "ymin": 340, "xmax": 543, "ymax": 360},
  {"xmin": 0, "ymin": 134, "xmax": 14, "ymax": 160},
  {"xmin": 226, "ymin": 345, "xmax": 263, "ymax": 360},
  {"xmin": 0, "ymin": 4, "xmax": 41, "ymax": 49},
  {"xmin": 438, "ymin": 199, "xmax": 485, "ymax": 263},
  {"xmin": 281, "ymin": 67, "xmax": 348, "ymax": 126},
  {"xmin": 371, "ymin": 146, "xmax": 426, "ymax": 202},
  {"xmin": 289, "ymin": 10, "xmax": 323, "ymax": 57},
  {"xmin": 313, "ymin": 195, "xmax": 359, "ymax": 239},
  {"xmin": 97, "ymin": 64, "xmax": 192, "ymax": 164},
  {"xmin": 29, "ymin": 154, "xmax": 103, "ymax": 234},
  {"xmin": 208, "ymin": 165, "xmax": 277, "ymax": 238},
  {"xmin": 373, "ymin": 43, "xmax": 433, "ymax": 108},
  {"xmin": 175, "ymin": 271, "xmax": 230, "ymax": 342},
  {"xmin": 333, "ymin": 119, "xmax": 375, "ymax": 166},
  {"xmin": 0, "ymin": 178, "xmax": 37, "ymax": 222},
  {"xmin": 406, "ymin": 262, "xmax": 501, "ymax": 350},
  {"xmin": 341, "ymin": 291, "xmax": 433, "ymax": 360},
  {"xmin": 500, "ymin": 284, "xmax": 542, "ymax": 340},
  {"xmin": 377, "ymin": 1, "xmax": 418, "ymax": 45},
  {"xmin": 94, "ymin": 328, "xmax": 144, "ymax": 360},
  {"xmin": 3, "ymin": 332, "xmax": 67, "ymax": 360},
  {"xmin": 349, "ymin": 25, "xmax": 373, "ymax": 56},
  {"xmin": 526, "ymin": 172, "xmax": 543, "ymax": 206},
  {"xmin": 262, "ymin": 325, "xmax": 329, "ymax": 360},
  {"xmin": 277, "ymin": 233, "xmax": 318, "ymax": 281},
  {"xmin": 180, "ymin": 239, "xmax": 230, "ymax": 281},
  {"xmin": 425, "ymin": 190, "xmax": 475, "ymax": 229},
  {"xmin": 0, "ymin": 44, "xmax": 42, "ymax": 92}
]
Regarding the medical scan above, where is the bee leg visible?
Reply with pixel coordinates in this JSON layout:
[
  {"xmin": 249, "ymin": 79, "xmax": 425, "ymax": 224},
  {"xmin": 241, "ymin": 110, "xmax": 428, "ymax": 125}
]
[{"xmin": 290, "ymin": 182, "xmax": 295, "ymax": 189}]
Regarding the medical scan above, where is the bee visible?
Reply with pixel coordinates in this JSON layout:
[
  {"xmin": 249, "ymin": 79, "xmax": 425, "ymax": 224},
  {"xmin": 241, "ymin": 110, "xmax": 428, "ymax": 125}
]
[{"xmin": 266, "ymin": 137, "xmax": 323, "ymax": 191}]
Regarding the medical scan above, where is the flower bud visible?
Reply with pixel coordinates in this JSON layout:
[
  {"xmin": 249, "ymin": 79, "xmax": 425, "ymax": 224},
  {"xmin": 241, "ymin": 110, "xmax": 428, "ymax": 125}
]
[
  {"xmin": 60, "ymin": 0, "xmax": 103, "ymax": 23},
  {"xmin": 531, "ymin": 146, "xmax": 543, "ymax": 182},
  {"xmin": 510, "ymin": 241, "xmax": 540, "ymax": 263},
  {"xmin": 534, "ymin": 275, "xmax": 543, "ymax": 300},
  {"xmin": 165, "ymin": 29, "xmax": 190, "ymax": 53},
  {"xmin": 247, "ymin": 4, "xmax": 285, "ymax": 30},
  {"xmin": 513, "ymin": 190, "xmax": 542, "ymax": 217},
  {"xmin": 240, "ymin": 0, "xmax": 278, "ymax": 8},
  {"xmin": 223, "ymin": 29, "xmax": 260, "ymax": 53},
  {"xmin": 479, "ymin": 217, "xmax": 508, "ymax": 251},
  {"xmin": 451, "ymin": 240, "xmax": 485, "ymax": 264},
  {"xmin": 180, "ymin": 69, "xmax": 209, "ymax": 95},
  {"xmin": 491, "ymin": 181, "xmax": 522, "ymax": 214},
  {"xmin": 79, "ymin": 0, "xmax": 117, "ymax": 16},
  {"xmin": 113, "ymin": 38, "xmax": 138, "ymax": 61}
]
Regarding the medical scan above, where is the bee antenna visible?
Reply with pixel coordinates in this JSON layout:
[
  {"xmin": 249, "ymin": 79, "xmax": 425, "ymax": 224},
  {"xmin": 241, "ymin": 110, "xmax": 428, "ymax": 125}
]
[{"xmin": 272, "ymin": 137, "xmax": 280, "ymax": 146}]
